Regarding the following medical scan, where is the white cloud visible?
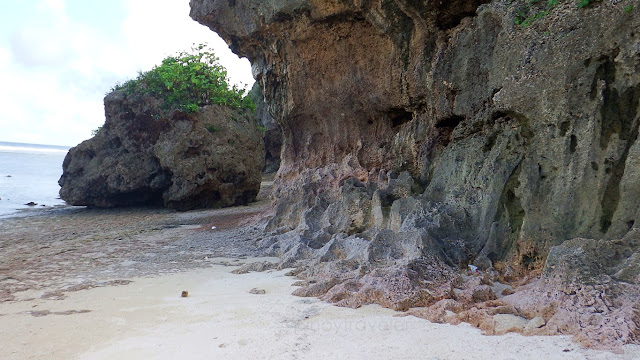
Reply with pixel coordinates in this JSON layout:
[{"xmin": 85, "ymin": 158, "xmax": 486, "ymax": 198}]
[
  {"xmin": 0, "ymin": 0, "xmax": 254, "ymax": 146},
  {"xmin": 42, "ymin": 0, "xmax": 66, "ymax": 13},
  {"xmin": 9, "ymin": 0, "xmax": 72, "ymax": 68},
  {"xmin": 10, "ymin": 26, "xmax": 72, "ymax": 68},
  {"xmin": 119, "ymin": 0, "xmax": 254, "ymax": 88}
]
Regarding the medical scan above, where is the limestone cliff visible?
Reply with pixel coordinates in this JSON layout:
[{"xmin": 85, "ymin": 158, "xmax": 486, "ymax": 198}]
[{"xmin": 191, "ymin": 0, "xmax": 640, "ymax": 347}]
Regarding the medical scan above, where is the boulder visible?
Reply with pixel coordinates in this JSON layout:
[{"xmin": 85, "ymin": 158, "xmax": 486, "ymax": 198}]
[
  {"xmin": 59, "ymin": 91, "xmax": 264, "ymax": 210},
  {"xmin": 484, "ymin": 314, "xmax": 529, "ymax": 335},
  {"xmin": 523, "ymin": 316, "xmax": 546, "ymax": 333}
]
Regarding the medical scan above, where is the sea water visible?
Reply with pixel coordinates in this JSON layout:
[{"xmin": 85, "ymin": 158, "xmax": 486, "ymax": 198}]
[{"xmin": 0, "ymin": 141, "xmax": 71, "ymax": 217}]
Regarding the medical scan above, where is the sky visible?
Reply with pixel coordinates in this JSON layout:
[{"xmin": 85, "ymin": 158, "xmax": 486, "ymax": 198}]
[{"xmin": 0, "ymin": 0, "xmax": 254, "ymax": 147}]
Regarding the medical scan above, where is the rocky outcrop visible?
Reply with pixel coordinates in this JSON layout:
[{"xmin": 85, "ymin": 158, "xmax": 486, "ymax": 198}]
[
  {"xmin": 191, "ymin": 0, "xmax": 640, "ymax": 347},
  {"xmin": 504, "ymin": 228, "xmax": 640, "ymax": 347},
  {"xmin": 59, "ymin": 90, "xmax": 264, "ymax": 210}
]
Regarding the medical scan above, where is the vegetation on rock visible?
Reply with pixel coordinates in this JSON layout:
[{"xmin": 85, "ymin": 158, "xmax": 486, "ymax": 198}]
[
  {"xmin": 112, "ymin": 44, "xmax": 255, "ymax": 113},
  {"xmin": 509, "ymin": 0, "xmax": 628, "ymax": 27}
]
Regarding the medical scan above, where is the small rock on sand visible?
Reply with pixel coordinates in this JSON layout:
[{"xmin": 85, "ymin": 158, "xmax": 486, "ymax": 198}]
[
  {"xmin": 524, "ymin": 316, "xmax": 546, "ymax": 332},
  {"xmin": 488, "ymin": 314, "xmax": 529, "ymax": 335},
  {"xmin": 249, "ymin": 288, "xmax": 266, "ymax": 295},
  {"xmin": 181, "ymin": 291, "xmax": 189, "ymax": 298}
]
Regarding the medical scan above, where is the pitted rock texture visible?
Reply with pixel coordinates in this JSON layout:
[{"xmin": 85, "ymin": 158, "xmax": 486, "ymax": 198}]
[
  {"xmin": 503, "ymin": 229, "xmax": 640, "ymax": 347},
  {"xmin": 192, "ymin": 0, "xmax": 640, "ymax": 347},
  {"xmin": 59, "ymin": 90, "xmax": 264, "ymax": 210}
]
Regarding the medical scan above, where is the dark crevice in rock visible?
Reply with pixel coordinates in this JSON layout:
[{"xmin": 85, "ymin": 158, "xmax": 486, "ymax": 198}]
[
  {"xmin": 520, "ymin": 248, "xmax": 540, "ymax": 270},
  {"xmin": 490, "ymin": 161, "xmax": 525, "ymax": 262},
  {"xmin": 167, "ymin": 189, "xmax": 222, "ymax": 211},
  {"xmin": 600, "ymin": 115, "xmax": 640, "ymax": 234},
  {"xmin": 318, "ymin": 12, "xmax": 366, "ymax": 27},
  {"xmin": 590, "ymin": 51, "xmax": 618, "ymax": 101},
  {"xmin": 601, "ymin": 85, "xmax": 640, "ymax": 148},
  {"xmin": 272, "ymin": 5, "xmax": 313, "ymax": 23},
  {"xmin": 559, "ymin": 121, "xmax": 571, "ymax": 137},
  {"xmin": 482, "ymin": 132, "xmax": 498, "ymax": 153},
  {"xmin": 491, "ymin": 111, "xmax": 508, "ymax": 121},
  {"xmin": 185, "ymin": 146, "xmax": 200, "ymax": 158},
  {"xmin": 388, "ymin": 108, "xmax": 413, "ymax": 128},
  {"xmin": 434, "ymin": 115, "xmax": 464, "ymax": 148},
  {"xmin": 435, "ymin": 115, "xmax": 464, "ymax": 129},
  {"xmin": 435, "ymin": 0, "xmax": 492, "ymax": 30},
  {"xmin": 598, "ymin": 72, "xmax": 640, "ymax": 234},
  {"xmin": 569, "ymin": 135, "xmax": 577, "ymax": 153},
  {"xmin": 106, "ymin": 190, "xmax": 165, "ymax": 208}
]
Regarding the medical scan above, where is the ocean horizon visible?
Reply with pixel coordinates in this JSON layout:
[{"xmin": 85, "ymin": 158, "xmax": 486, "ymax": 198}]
[
  {"xmin": 0, "ymin": 140, "xmax": 71, "ymax": 153},
  {"xmin": 0, "ymin": 140, "xmax": 72, "ymax": 217}
]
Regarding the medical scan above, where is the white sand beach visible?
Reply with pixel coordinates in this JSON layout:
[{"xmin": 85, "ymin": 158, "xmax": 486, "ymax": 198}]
[{"xmin": 1, "ymin": 262, "xmax": 638, "ymax": 360}]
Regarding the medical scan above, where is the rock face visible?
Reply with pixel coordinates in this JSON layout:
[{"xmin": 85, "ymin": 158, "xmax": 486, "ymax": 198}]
[
  {"xmin": 191, "ymin": 0, "xmax": 640, "ymax": 347},
  {"xmin": 505, "ymin": 228, "xmax": 640, "ymax": 346},
  {"xmin": 59, "ymin": 91, "xmax": 264, "ymax": 210},
  {"xmin": 250, "ymin": 83, "xmax": 282, "ymax": 173}
]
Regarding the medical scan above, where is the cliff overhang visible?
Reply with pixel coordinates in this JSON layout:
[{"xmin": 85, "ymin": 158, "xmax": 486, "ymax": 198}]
[{"xmin": 191, "ymin": 0, "xmax": 640, "ymax": 348}]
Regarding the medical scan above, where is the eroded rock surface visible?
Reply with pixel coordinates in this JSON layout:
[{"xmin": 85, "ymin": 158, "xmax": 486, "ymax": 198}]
[
  {"xmin": 191, "ymin": 0, "xmax": 640, "ymax": 348},
  {"xmin": 59, "ymin": 91, "xmax": 264, "ymax": 210}
]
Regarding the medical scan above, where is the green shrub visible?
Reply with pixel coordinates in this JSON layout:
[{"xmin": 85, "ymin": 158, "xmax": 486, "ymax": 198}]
[
  {"xmin": 205, "ymin": 124, "xmax": 220, "ymax": 133},
  {"xmin": 512, "ymin": 0, "xmax": 558, "ymax": 26},
  {"xmin": 114, "ymin": 44, "xmax": 255, "ymax": 113}
]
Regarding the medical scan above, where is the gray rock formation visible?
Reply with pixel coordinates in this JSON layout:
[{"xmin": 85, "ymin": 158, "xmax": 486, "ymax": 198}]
[
  {"xmin": 191, "ymin": 0, "xmax": 640, "ymax": 347},
  {"xmin": 59, "ymin": 90, "xmax": 264, "ymax": 210}
]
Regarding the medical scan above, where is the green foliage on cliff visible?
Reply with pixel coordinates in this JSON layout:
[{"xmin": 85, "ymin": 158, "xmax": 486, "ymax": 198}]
[
  {"xmin": 511, "ymin": 0, "xmax": 611, "ymax": 27},
  {"xmin": 205, "ymin": 124, "xmax": 220, "ymax": 133},
  {"xmin": 576, "ymin": 0, "xmax": 601, "ymax": 9},
  {"xmin": 114, "ymin": 44, "xmax": 254, "ymax": 113}
]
